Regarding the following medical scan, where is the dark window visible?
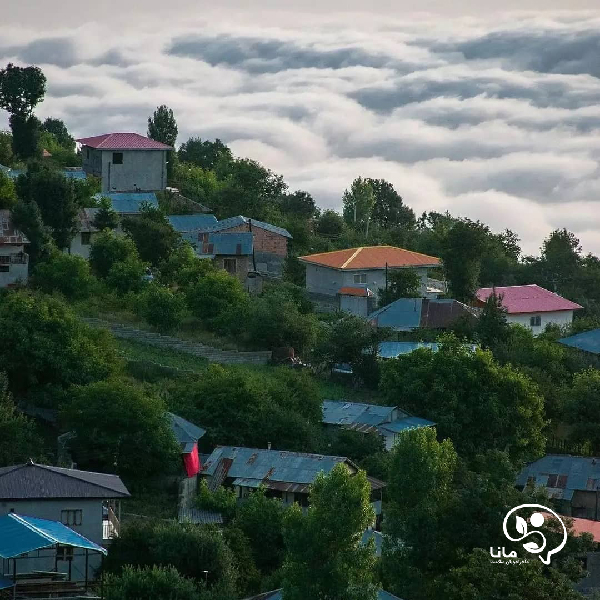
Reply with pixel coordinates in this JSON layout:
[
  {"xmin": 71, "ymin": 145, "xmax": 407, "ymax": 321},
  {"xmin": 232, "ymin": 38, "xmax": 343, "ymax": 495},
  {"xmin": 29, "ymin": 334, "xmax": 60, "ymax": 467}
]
[
  {"xmin": 0, "ymin": 265, "xmax": 9, "ymax": 272},
  {"xmin": 295, "ymin": 493, "xmax": 309, "ymax": 507},
  {"xmin": 530, "ymin": 315, "xmax": 542, "ymax": 327},
  {"xmin": 81, "ymin": 232, "xmax": 91, "ymax": 245},
  {"xmin": 587, "ymin": 478, "xmax": 598, "ymax": 490},
  {"xmin": 112, "ymin": 152, "xmax": 123, "ymax": 165},
  {"xmin": 61, "ymin": 509, "xmax": 82, "ymax": 526},
  {"xmin": 547, "ymin": 474, "xmax": 558, "ymax": 487},
  {"xmin": 0, "ymin": 256, "xmax": 9, "ymax": 264},
  {"xmin": 556, "ymin": 475, "xmax": 568, "ymax": 489},
  {"xmin": 224, "ymin": 258, "xmax": 237, "ymax": 274},
  {"xmin": 56, "ymin": 545, "xmax": 74, "ymax": 561}
]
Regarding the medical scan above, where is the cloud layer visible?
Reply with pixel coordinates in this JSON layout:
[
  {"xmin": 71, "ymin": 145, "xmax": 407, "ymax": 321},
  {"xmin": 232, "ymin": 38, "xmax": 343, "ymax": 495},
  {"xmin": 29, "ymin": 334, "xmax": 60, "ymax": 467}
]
[{"xmin": 1, "ymin": 12, "xmax": 600, "ymax": 255}]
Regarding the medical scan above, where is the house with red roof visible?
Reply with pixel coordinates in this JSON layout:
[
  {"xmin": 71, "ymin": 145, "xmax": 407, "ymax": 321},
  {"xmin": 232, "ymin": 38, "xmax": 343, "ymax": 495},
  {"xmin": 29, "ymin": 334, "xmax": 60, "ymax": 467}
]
[
  {"xmin": 77, "ymin": 133, "xmax": 173, "ymax": 193},
  {"xmin": 475, "ymin": 284, "xmax": 582, "ymax": 335},
  {"xmin": 298, "ymin": 246, "xmax": 442, "ymax": 316}
]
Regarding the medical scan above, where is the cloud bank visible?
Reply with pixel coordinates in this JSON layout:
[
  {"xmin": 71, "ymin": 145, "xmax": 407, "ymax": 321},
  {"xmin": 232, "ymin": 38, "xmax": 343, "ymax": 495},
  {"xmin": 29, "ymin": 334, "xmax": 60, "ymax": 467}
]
[{"xmin": 1, "ymin": 12, "xmax": 600, "ymax": 255}]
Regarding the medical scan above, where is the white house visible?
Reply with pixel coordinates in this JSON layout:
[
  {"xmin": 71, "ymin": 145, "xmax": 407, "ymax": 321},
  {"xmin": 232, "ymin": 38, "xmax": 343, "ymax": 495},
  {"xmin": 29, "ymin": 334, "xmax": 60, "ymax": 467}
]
[
  {"xmin": 298, "ymin": 246, "xmax": 441, "ymax": 315},
  {"xmin": 0, "ymin": 210, "xmax": 29, "ymax": 288},
  {"xmin": 77, "ymin": 133, "xmax": 172, "ymax": 193},
  {"xmin": 475, "ymin": 284, "xmax": 582, "ymax": 335}
]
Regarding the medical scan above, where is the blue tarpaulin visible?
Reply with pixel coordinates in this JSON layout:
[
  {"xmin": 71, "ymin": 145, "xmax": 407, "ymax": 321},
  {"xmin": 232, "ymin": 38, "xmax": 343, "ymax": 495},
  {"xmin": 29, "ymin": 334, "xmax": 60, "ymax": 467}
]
[
  {"xmin": 0, "ymin": 576, "xmax": 14, "ymax": 590},
  {"xmin": 0, "ymin": 513, "xmax": 106, "ymax": 559}
]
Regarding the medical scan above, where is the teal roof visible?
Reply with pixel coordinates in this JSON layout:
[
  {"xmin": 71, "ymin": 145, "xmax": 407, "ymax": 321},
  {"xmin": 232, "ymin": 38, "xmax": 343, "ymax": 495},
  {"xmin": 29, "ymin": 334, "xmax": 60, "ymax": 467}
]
[
  {"xmin": 0, "ymin": 513, "xmax": 106, "ymax": 559},
  {"xmin": 92, "ymin": 192, "xmax": 158, "ymax": 213},
  {"xmin": 369, "ymin": 298, "xmax": 423, "ymax": 330},
  {"xmin": 168, "ymin": 412, "xmax": 206, "ymax": 453},
  {"xmin": 0, "ymin": 576, "xmax": 13, "ymax": 590},
  {"xmin": 378, "ymin": 416, "xmax": 436, "ymax": 434},
  {"xmin": 167, "ymin": 214, "xmax": 218, "ymax": 232},
  {"xmin": 558, "ymin": 329, "xmax": 600, "ymax": 355}
]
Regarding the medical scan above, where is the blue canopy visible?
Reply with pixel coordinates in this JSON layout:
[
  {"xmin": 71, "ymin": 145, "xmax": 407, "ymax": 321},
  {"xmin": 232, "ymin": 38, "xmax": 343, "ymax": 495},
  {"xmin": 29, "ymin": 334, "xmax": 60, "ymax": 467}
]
[{"xmin": 0, "ymin": 513, "xmax": 106, "ymax": 559}]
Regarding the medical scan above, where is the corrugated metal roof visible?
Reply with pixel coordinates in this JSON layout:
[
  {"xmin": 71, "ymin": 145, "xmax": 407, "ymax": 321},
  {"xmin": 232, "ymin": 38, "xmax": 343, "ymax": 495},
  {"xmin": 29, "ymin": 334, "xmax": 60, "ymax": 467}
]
[
  {"xmin": 242, "ymin": 589, "xmax": 402, "ymax": 600},
  {"xmin": 197, "ymin": 232, "xmax": 253, "ymax": 257},
  {"xmin": 0, "ymin": 513, "xmax": 106, "ymax": 559},
  {"xmin": 322, "ymin": 400, "xmax": 397, "ymax": 428},
  {"xmin": 62, "ymin": 170, "xmax": 87, "ymax": 180},
  {"xmin": 195, "ymin": 215, "xmax": 292, "ymax": 238},
  {"xmin": 476, "ymin": 284, "xmax": 582, "ymax": 314},
  {"xmin": 369, "ymin": 299, "xmax": 423, "ymax": 331},
  {"xmin": 378, "ymin": 416, "xmax": 436, "ymax": 434},
  {"xmin": 178, "ymin": 507, "xmax": 223, "ymax": 525},
  {"xmin": 0, "ymin": 462, "xmax": 130, "ymax": 500},
  {"xmin": 168, "ymin": 412, "xmax": 206, "ymax": 448},
  {"xmin": 92, "ymin": 192, "xmax": 158, "ymax": 214},
  {"xmin": 559, "ymin": 329, "xmax": 600, "ymax": 355},
  {"xmin": 77, "ymin": 133, "xmax": 172, "ymax": 150},
  {"xmin": 167, "ymin": 214, "xmax": 218, "ymax": 232},
  {"xmin": 377, "ymin": 341, "xmax": 477, "ymax": 359}
]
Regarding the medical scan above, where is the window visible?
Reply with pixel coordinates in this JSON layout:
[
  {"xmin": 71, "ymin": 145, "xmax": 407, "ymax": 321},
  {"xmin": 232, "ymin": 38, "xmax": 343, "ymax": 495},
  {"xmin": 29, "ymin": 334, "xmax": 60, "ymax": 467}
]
[
  {"xmin": 61, "ymin": 509, "xmax": 82, "ymax": 526},
  {"xmin": 530, "ymin": 315, "xmax": 542, "ymax": 327},
  {"xmin": 223, "ymin": 258, "xmax": 237, "ymax": 275},
  {"xmin": 81, "ymin": 232, "xmax": 91, "ymax": 245},
  {"xmin": 56, "ymin": 545, "xmax": 74, "ymax": 561},
  {"xmin": 112, "ymin": 152, "xmax": 123, "ymax": 165},
  {"xmin": 0, "ymin": 265, "xmax": 8, "ymax": 273},
  {"xmin": 353, "ymin": 273, "xmax": 367, "ymax": 284},
  {"xmin": 547, "ymin": 474, "xmax": 558, "ymax": 487}
]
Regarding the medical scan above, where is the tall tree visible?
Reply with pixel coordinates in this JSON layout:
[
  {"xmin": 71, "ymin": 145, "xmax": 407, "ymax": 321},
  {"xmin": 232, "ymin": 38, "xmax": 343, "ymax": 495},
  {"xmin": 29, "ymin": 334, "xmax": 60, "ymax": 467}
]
[
  {"xmin": 0, "ymin": 130, "xmax": 14, "ymax": 165},
  {"xmin": 41, "ymin": 117, "xmax": 74, "ymax": 149},
  {"xmin": 92, "ymin": 196, "xmax": 120, "ymax": 230},
  {"xmin": 11, "ymin": 198, "xmax": 54, "ymax": 266},
  {"xmin": 147, "ymin": 105, "xmax": 178, "ymax": 147},
  {"xmin": 282, "ymin": 463, "xmax": 378, "ymax": 600},
  {"xmin": 541, "ymin": 228, "xmax": 582, "ymax": 293},
  {"xmin": 366, "ymin": 178, "xmax": 415, "ymax": 230},
  {"xmin": 178, "ymin": 137, "xmax": 232, "ymax": 171},
  {"xmin": 0, "ymin": 169, "xmax": 16, "ymax": 209},
  {"xmin": 475, "ymin": 292, "xmax": 510, "ymax": 350},
  {"xmin": 280, "ymin": 190, "xmax": 317, "ymax": 219},
  {"xmin": 342, "ymin": 177, "xmax": 376, "ymax": 237}
]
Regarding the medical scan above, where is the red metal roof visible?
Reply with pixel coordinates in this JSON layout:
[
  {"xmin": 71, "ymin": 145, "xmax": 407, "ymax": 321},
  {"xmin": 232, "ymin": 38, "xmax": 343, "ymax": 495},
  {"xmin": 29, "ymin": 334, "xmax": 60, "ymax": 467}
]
[
  {"xmin": 338, "ymin": 286, "xmax": 374, "ymax": 297},
  {"xmin": 543, "ymin": 513, "xmax": 600, "ymax": 542},
  {"xmin": 299, "ymin": 246, "xmax": 440, "ymax": 270},
  {"xmin": 76, "ymin": 133, "xmax": 172, "ymax": 150},
  {"xmin": 476, "ymin": 284, "xmax": 582, "ymax": 314}
]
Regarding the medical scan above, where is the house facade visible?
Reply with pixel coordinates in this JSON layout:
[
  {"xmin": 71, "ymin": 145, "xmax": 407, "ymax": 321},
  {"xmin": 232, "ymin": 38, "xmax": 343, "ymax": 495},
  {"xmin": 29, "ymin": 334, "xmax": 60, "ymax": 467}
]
[
  {"xmin": 475, "ymin": 284, "xmax": 582, "ymax": 335},
  {"xmin": 77, "ymin": 133, "xmax": 172, "ymax": 193},
  {"xmin": 0, "ymin": 462, "xmax": 129, "ymax": 578},
  {"xmin": 0, "ymin": 210, "xmax": 29, "ymax": 288}
]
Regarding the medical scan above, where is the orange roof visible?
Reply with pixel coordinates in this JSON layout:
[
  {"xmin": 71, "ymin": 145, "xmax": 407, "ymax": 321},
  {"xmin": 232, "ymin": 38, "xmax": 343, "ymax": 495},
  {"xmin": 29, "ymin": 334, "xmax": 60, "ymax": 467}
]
[
  {"xmin": 299, "ymin": 246, "xmax": 440, "ymax": 270},
  {"xmin": 338, "ymin": 287, "xmax": 374, "ymax": 297}
]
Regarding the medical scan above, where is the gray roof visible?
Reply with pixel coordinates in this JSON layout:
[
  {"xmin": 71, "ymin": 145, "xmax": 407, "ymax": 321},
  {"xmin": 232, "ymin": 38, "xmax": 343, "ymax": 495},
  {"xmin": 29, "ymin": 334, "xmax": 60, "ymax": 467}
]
[
  {"xmin": 92, "ymin": 192, "xmax": 158, "ymax": 214},
  {"xmin": 558, "ymin": 329, "xmax": 600, "ymax": 355},
  {"xmin": 0, "ymin": 462, "xmax": 130, "ymax": 500},
  {"xmin": 195, "ymin": 215, "xmax": 292, "ymax": 238},
  {"xmin": 322, "ymin": 400, "xmax": 400, "ymax": 429},
  {"xmin": 178, "ymin": 507, "xmax": 223, "ymax": 525},
  {"xmin": 167, "ymin": 214, "xmax": 218, "ymax": 232},
  {"xmin": 516, "ymin": 454, "xmax": 600, "ymax": 501},
  {"xmin": 242, "ymin": 590, "xmax": 401, "ymax": 600},
  {"xmin": 168, "ymin": 412, "xmax": 206, "ymax": 453}
]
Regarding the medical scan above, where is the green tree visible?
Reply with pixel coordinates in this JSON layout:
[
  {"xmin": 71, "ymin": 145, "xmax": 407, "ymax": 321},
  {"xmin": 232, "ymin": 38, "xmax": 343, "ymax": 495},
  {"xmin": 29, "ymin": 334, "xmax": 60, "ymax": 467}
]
[
  {"xmin": 367, "ymin": 178, "xmax": 415, "ymax": 230},
  {"xmin": 89, "ymin": 230, "xmax": 139, "ymax": 278},
  {"xmin": 10, "ymin": 198, "xmax": 53, "ymax": 266},
  {"xmin": 92, "ymin": 196, "xmax": 119, "ymax": 230},
  {"xmin": 316, "ymin": 209, "xmax": 344, "ymax": 237},
  {"xmin": 476, "ymin": 292, "xmax": 510, "ymax": 350},
  {"xmin": 106, "ymin": 256, "xmax": 148, "ymax": 295},
  {"xmin": 178, "ymin": 137, "xmax": 232, "ymax": 171},
  {"xmin": 41, "ymin": 117, "xmax": 74, "ymax": 149},
  {"xmin": 0, "ymin": 169, "xmax": 16, "ymax": 209},
  {"xmin": 342, "ymin": 177, "xmax": 376, "ymax": 237},
  {"xmin": 380, "ymin": 335, "xmax": 545, "ymax": 466},
  {"xmin": 61, "ymin": 379, "xmax": 179, "ymax": 481},
  {"xmin": 281, "ymin": 190, "xmax": 317, "ymax": 219},
  {"xmin": 0, "ymin": 291, "xmax": 118, "ymax": 405},
  {"xmin": 540, "ymin": 228, "xmax": 582, "ymax": 295},
  {"xmin": 147, "ymin": 105, "xmax": 178, "ymax": 146},
  {"xmin": 564, "ymin": 368, "xmax": 600, "ymax": 450},
  {"xmin": 378, "ymin": 269, "xmax": 421, "ymax": 306},
  {"xmin": 9, "ymin": 114, "xmax": 41, "ymax": 160},
  {"xmin": 158, "ymin": 243, "xmax": 215, "ymax": 289},
  {"xmin": 136, "ymin": 283, "xmax": 185, "ymax": 332},
  {"xmin": 0, "ymin": 130, "xmax": 13, "ymax": 165},
  {"xmin": 104, "ymin": 566, "xmax": 200, "ymax": 600},
  {"xmin": 32, "ymin": 251, "xmax": 96, "ymax": 300},
  {"xmin": 282, "ymin": 463, "xmax": 378, "ymax": 600}
]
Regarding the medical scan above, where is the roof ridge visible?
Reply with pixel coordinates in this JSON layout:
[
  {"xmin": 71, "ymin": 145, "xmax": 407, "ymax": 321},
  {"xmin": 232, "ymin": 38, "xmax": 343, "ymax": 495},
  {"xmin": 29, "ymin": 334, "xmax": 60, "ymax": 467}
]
[
  {"xmin": 341, "ymin": 247, "xmax": 364, "ymax": 269},
  {"xmin": 36, "ymin": 464, "xmax": 126, "ymax": 495},
  {"xmin": 10, "ymin": 514, "xmax": 56, "ymax": 543}
]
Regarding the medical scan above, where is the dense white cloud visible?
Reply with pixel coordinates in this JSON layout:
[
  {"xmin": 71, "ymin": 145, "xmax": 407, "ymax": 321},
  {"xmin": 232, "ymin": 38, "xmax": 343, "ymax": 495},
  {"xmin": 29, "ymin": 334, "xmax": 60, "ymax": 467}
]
[{"xmin": 1, "ymin": 12, "xmax": 600, "ymax": 254}]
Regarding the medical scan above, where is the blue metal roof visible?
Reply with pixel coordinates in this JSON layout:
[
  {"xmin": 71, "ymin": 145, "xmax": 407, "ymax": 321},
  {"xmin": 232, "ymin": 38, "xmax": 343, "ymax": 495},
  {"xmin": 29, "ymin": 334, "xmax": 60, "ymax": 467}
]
[
  {"xmin": 378, "ymin": 342, "xmax": 440, "ymax": 359},
  {"xmin": 195, "ymin": 215, "xmax": 292, "ymax": 238},
  {"xmin": 198, "ymin": 232, "xmax": 253, "ymax": 257},
  {"xmin": 243, "ymin": 589, "xmax": 401, "ymax": 600},
  {"xmin": 92, "ymin": 192, "xmax": 159, "ymax": 214},
  {"xmin": 322, "ymin": 400, "xmax": 397, "ymax": 428},
  {"xmin": 0, "ymin": 166, "xmax": 85, "ymax": 180},
  {"xmin": 167, "ymin": 214, "xmax": 218, "ymax": 232},
  {"xmin": 0, "ymin": 513, "xmax": 106, "ymax": 558},
  {"xmin": 378, "ymin": 416, "xmax": 436, "ymax": 434},
  {"xmin": 0, "ymin": 576, "xmax": 13, "ymax": 590},
  {"xmin": 168, "ymin": 412, "xmax": 206, "ymax": 453},
  {"xmin": 368, "ymin": 298, "xmax": 423, "ymax": 331},
  {"xmin": 558, "ymin": 329, "xmax": 600, "ymax": 355},
  {"xmin": 62, "ymin": 170, "xmax": 87, "ymax": 180}
]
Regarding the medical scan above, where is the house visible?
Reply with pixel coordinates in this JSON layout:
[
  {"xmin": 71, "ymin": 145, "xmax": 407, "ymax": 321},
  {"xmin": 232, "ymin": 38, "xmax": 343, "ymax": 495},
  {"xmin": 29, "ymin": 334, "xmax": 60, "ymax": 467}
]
[
  {"xmin": 168, "ymin": 412, "xmax": 206, "ymax": 479},
  {"xmin": 0, "ymin": 210, "xmax": 29, "ymax": 288},
  {"xmin": 200, "ymin": 446, "xmax": 385, "ymax": 517},
  {"xmin": 77, "ymin": 132, "xmax": 172, "ymax": 193},
  {"xmin": 0, "ymin": 461, "xmax": 129, "ymax": 578},
  {"xmin": 69, "ymin": 209, "xmax": 99, "ymax": 260},
  {"xmin": 167, "ymin": 214, "xmax": 218, "ymax": 233},
  {"xmin": 559, "ymin": 329, "xmax": 600, "ymax": 356},
  {"xmin": 242, "ymin": 589, "xmax": 402, "ymax": 600},
  {"xmin": 322, "ymin": 400, "xmax": 435, "ymax": 451},
  {"xmin": 516, "ymin": 454, "xmax": 600, "ymax": 520},
  {"xmin": 298, "ymin": 246, "xmax": 441, "ymax": 314},
  {"xmin": 475, "ymin": 284, "xmax": 582, "ymax": 335},
  {"xmin": 368, "ymin": 298, "xmax": 476, "ymax": 331}
]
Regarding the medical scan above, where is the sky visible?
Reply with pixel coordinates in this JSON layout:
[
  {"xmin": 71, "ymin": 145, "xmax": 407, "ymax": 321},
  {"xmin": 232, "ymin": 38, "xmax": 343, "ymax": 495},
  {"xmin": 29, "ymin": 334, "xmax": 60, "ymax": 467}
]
[{"xmin": 1, "ymin": 3, "xmax": 600, "ymax": 256}]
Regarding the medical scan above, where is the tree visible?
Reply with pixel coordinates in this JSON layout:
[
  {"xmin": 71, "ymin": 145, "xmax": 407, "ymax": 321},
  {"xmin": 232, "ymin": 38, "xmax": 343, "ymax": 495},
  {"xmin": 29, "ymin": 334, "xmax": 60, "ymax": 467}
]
[
  {"xmin": 92, "ymin": 196, "xmax": 119, "ymax": 230},
  {"xmin": 0, "ymin": 291, "xmax": 118, "ymax": 406},
  {"xmin": 32, "ymin": 251, "xmax": 96, "ymax": 300},
  {"xmin": 136, "ymin": 283, "xmax": 185, "ymax": 332},
  {"xmin": 10, "ymin": 198, "xmax": 53, "ymax": 266},
  {"xmin": 282, "ymin": 463, "xmax": 378, "ymax": 600},
  {"xmin": 564, "ymin": 368, "xmax": 600, "ymax": 450},
  {"xmin": 441, "ymin": 219, "xmax": 489, "ymax": 302},
  {"xmin": 15, "ymin": 166, "xmax": 79, "ymax": 249},
  {"xmin": 104, "ymin": 566, "xmax": 200, "ymax": 600},
  {"xmin": 0, "ymin": 130, "xmax": 13, "ymax": 165},
  {"xmin": 377, "ymin": 269, "xmax": 421, "ymax": 306},
  {"xmin": 539, "ymin": 229, "xmax": 582, "ymax": 294},
  {"xmin": 9, "ymin": 114, "xmax": 41, "ymax": 160},
  {"xmin": 178, "ymin": 137, "xmax": 232, "ymax": 171},
  {"xmin": 89, "ymin": 230, "xmax": 139, "ymax": 278},
  {"xmin": 316, "ymin": 209, "xmax": 344, "ymax": 237},
  {"xmin": 476, "ymin": 292, "xmax": 510, "ymax": 350},
  {"xmin": 281, "ymin": 190, "xmax": 317, "ymax": 219},
  {"xmin": 147, "ymin": 105, "xmax": 178, "ymax": 146},
  {"xmin": 41, "ymin": 117, "xmax": 74, "ymax": 149},
  {"xmin": 342, "ymin": 177, "xmax": 376, "ymax": 237},
  {"xmin": 106, "ymin": 256, "xmax": 148, "ymax": 295},
  {"xmin": 158, "ymin": 243, "xmax": 215, "ymax": 289},
  {"xmin": 0, "ymin": 169, "xmax": 16, "ymax": 209},
  {"xmin": 380, "ymin": 334, "xmax": 545, "ymax": 466},
  {"xmin": 61, "ymin": 379, "xmax": 179, "ymax": 482},
  {"xmin": 367, "ymin": 178, "xmax": 415, "ymax": 230}
]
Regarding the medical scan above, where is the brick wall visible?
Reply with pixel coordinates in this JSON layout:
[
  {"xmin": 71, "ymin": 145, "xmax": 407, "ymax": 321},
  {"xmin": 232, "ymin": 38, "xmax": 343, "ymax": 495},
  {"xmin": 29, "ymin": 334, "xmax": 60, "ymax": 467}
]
[{"xmin": 221, "ymin": 223, "xmax": 288, "ymax": 257}]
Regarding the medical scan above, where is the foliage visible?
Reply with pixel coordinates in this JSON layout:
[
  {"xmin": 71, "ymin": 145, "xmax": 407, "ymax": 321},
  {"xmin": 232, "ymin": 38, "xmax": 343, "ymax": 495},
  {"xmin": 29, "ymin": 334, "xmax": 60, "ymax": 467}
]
[
  {"xmin": 106, "ymin": 256, "xmax": 148, "ymax": 295},
  {"xmin": 0, "ymin": 291, "xmax": 118, "ymax": 406},
  {"xmin": 476, "ymin": 292, "xmax": 510, "ymax": 349},
  {"xmin": 282, "ymin": 463, "xmax": 378, "ymax": 600},
  {"xmin": 89, "ymin": 230, "xmax": 139, "ymax": 278},
  {"xmin": 564, "ymin": 368, "xmax": 600, "ymax": 450},
  {"xmin": 0, "ymin": 63, "xmax": 46, "ymax": 117},
  {"xmin": 10, "ymin": 198, "xmax": 53, "ymax": 266},
  {"xmin": 0, "ymin": 170, "xmax": 16, "ymax": 209},
  {"xmin": 281, "ymin": 190, "xmax": 317, "ymax": 219},
  {"xmin": 178, "ymin": 137, "xmax": 232, "ymax": 171},
  {"xmin": 343, "ymin": 177, "xmax": 376, "ymax": 236},
  {"xmin": 197, "ymin": 478, "xmax": 237, "ymax": 520},
  {"xmin": 136, "ymin": 283, "xmax": 185, "ymax": 332},
  {"xmin": 104, "ymin": 565, "xmax": 200, "ymax": 600},
  {"xmin": 92, "ymin": 196, "xmax": 119, "ymax": 230},
  {"xmin": 32, "ymin": 251, "xmax": 96, "ymax": 300},
  {"xmin": 367, "ymin": 178, "xmax": 415, "ymax": 230},
  {"xmin": 380, "ymin": 334, "xmax": 545, "ymax": 466},
  {"xmin": 61, "ymin": 379, "xmax": 179, "ymax": 482},
  {"xmin": 147, "ymin": 105, "xmax": 178, "ymax": 146},
  {"xmin": 316, "ymin": 209, "xmax": 345, "ymax": 236},
  {"xmin": 378, "ymin": 268, "xmax": 421, "ymax": 306},
  {"xmin": 0, "ymin": 130, "xmax": 13, "ymax": 165},
  {"xmin": 41, "ymin": 117, "xmax": 74, "ymax": 149},
  {"xmin": 9, "ymin": 114, "xmax": 41, "ymax": 160},
  {"xmin": 158, "ymin": 243, "xmax": 215, "ymax": 289}
]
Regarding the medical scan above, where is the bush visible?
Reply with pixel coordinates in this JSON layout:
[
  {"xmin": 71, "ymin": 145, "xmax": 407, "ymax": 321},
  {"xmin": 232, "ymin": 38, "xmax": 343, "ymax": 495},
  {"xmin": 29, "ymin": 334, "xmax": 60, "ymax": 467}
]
[
  {"xmin": 136, "ymin": 283, "xmax": 185, "ymax": 332},
  {"xmin": 32, "ymin": 251, "xmax": 96, "ymax": 299},
  {"xmin": 89, "ymin": 230, "xmax": 139, "ymax": 279},
  {"xmin": 106, "ymin": 257, "xmax": 148, "ymax": 295},
  {"xmin": 159, "ymin": 244, "xmax": 215, "ymax": 289},
  {"xmin": 197, "ymin": 479, "xmax": 237, "ymax": 520}
]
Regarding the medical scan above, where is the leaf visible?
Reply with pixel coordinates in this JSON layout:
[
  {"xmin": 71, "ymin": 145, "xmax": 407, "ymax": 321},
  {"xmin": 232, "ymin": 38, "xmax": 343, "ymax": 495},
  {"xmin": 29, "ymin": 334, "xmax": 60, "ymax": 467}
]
[
  {"xmin": 523, "ymin": 541, "xmax": 540, "ymax": 553},
  {"xmin": 516, "ymin": 515, "xmax": 527, "ymax": 535}
]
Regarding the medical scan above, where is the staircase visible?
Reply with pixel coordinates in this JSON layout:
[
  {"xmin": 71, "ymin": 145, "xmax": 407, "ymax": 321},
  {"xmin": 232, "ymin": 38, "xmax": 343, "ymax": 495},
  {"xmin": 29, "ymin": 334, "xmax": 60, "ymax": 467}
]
[{"xmin": 82, "ymin": 318, "xmax": 272, "ymax": 365}]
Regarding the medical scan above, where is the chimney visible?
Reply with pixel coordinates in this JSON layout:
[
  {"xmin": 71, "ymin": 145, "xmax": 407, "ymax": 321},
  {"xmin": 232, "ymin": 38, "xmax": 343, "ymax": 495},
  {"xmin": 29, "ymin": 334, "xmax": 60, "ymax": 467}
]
[{"xmin": 267, "ymin": 442, "xmax": 272, "ymax": 450}]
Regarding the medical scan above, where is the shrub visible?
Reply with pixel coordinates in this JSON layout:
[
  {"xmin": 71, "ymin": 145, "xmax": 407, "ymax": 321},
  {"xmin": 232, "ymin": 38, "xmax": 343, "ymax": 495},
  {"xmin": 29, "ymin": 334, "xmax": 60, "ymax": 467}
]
[
  {"xmin": 89, "ymin": 230, "xmax": 139, "ymax": 279},
  {"xmin": 136, "ymin": 283, "xmax": 185, "ymax": 332},
  {"xmin": 106, "ymin": 257, "xmax": 148, "ymax": 295},
  {"xmin": 32, "ymin": 251, "xmax": 96, "ymax": 299},
  {"xmin": 104, "ymin": 565, "xmax": 198, "ymax": 600}
]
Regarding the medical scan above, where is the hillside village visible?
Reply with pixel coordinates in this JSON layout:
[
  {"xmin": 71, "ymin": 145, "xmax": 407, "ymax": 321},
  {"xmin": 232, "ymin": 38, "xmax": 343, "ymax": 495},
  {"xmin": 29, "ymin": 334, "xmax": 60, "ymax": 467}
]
[{"xmin": 4, "ymin": 62, "xmax": 600, "ymax": 600}]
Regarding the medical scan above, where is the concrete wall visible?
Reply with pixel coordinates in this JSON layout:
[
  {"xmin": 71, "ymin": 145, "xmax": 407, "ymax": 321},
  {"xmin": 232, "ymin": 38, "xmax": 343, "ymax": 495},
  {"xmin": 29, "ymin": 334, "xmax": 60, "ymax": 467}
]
[
  {"xmin": 82, "ymin": 147, "xmax": 167, "ymax": 193},
  {"xmin": 213, "ymin": 255, "xmax": 251, "ymax": 284},
  {"xmin": 340, "ymin": 295, "xmax": 371, "ymax": 317},
  {"xmin": 507, "ymin": 310, "xmax": 574, "ymax": 336},
  {"xmin": 0, "ymin": 245, "xmax": 28, "ymax": 287},
  {"xmin": 0, "ymin": 499, "xmax": 105, "ymax": 580},
  {"xmin": 68, "ymin": 232, "xmax": 99, "ymax": 260}
]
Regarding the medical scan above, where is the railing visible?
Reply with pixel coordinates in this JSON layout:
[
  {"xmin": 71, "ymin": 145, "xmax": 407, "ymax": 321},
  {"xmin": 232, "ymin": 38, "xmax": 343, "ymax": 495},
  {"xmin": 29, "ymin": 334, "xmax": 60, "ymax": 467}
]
[{"xmin": 102, "ymin": 506, "xmax": 119, "ymax": 540}]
